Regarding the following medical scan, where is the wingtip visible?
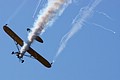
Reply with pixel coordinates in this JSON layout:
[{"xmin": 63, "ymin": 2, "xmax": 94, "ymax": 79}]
[{"xmin": 51, "ymin": 62, "xmax": 53, "ymax": 65}]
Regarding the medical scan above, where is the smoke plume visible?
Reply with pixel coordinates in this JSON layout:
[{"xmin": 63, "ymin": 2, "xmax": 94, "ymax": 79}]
[
  {"xmin": 53, "ymin": 0, "xmax": 102, "ymax": 63},
  {"xmin": 20, "ymin": 0, "xmax": 71, "ymax": 54}
]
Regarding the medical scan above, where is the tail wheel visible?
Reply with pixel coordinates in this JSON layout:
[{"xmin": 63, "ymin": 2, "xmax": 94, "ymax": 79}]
[{"xmin": 21, "ymin": 60, "xmax": 24, "ymax": 63}]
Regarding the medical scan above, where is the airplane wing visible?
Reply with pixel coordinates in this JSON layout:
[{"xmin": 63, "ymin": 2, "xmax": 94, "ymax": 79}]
[{"xmin": 3, "ymin": 25, "xmax": 51, "ymax": 68}]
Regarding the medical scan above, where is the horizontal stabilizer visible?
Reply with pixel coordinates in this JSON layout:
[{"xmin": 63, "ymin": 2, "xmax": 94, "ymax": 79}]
[
  {"xmin": 35, "ymin": 36, "xmax": 43, "ymax": 43},
  {"xmin": 26, "ymin": 28, "xmax": 43, "ymax": 43}
]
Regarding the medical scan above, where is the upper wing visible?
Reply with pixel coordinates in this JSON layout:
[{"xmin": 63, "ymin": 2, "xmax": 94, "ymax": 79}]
[
  {"xmin": 3, "ymin": 25, "xmax": 51, "ymax": 68},
  {"xmin": 3, "ymin": 25, "xmax": 23, "ymax": 46}
]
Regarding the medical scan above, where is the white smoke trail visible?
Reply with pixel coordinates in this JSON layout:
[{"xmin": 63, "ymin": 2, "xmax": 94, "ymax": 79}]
[
  {"xmin": 32, "ymin": 0, "xmax": 42, "ymax": 18},
  {"xmin": 6, "ymin": 0, "xmax": 28, "ymax": 24},
  {"xmin": 96, "ymin": 11, "xmax": 113, "ymax": 20},
  {"xmin": 53, "ymin": 0, "xmax": 102, "ymax": 63},
  {"xmin": 20, "ymin": 0, "xmax": 72, "ymax": 54},
  {"xmin": 92, "ymin": 23, "xmax": 116, "ymax": 34}
]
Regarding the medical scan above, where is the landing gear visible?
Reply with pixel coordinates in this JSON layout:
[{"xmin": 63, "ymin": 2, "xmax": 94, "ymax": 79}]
[
  {"xmin": 21, "ymin": 60, "xmax": 24, "ymax": 63},
  {"xmin": 11, "ymin": 51, "xmax": 25, "ymax": 63},
  {"xmin": 11, "ymin": 51, "xmax": 14, "ymax": 54}
]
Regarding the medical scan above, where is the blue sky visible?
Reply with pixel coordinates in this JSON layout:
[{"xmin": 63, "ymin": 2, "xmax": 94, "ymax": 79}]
[{"xmin": 0, "ymin": 0, "xmax": 120, "ymax": 80}]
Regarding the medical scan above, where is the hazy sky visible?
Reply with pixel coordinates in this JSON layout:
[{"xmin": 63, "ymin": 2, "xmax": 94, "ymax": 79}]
[{"xmin": 0, "ymin": 0, "xmax": 120, "ymax": 80}]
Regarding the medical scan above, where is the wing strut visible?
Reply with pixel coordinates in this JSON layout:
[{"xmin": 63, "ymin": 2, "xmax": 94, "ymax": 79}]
[{"xmin": 14, "ymin": 40, "xmax": 20, "ymax": 52}]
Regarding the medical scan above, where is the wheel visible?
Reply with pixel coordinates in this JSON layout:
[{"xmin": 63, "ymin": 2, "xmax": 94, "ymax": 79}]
[
  {"xmin": 21, "ymin": 60, "xmax": 24, "ymax": 63},
  {"xmin": 11, "ymin": 51, "xmax": 14, "ymax": 54}
]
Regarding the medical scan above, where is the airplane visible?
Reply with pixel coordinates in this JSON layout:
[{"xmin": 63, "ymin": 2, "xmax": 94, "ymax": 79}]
[{"xmin": 3, "ymin": 24, "xmax": 52, "ymax": 68}]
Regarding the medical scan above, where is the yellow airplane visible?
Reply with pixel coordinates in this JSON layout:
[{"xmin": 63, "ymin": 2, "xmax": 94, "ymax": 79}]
[{"xmin": 3, "ymin": 24, "xmax": 51, "ymax": 68}]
